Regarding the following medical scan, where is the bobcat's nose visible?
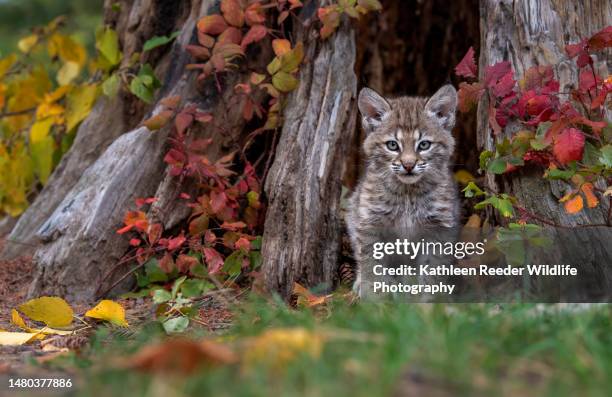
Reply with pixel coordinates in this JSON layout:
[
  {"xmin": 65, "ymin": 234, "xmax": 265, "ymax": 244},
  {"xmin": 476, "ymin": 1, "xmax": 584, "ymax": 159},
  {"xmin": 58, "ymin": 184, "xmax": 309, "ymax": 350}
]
[{"xmin": 401, "ymin": 160, "xmax": 416, "ymax": 173}]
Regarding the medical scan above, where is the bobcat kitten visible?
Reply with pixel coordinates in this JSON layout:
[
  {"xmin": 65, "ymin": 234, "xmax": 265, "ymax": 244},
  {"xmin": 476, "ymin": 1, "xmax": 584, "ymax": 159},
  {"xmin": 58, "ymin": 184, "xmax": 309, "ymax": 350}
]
[{"xmin": 346, "ymin": 85, "xmax": 460, "ymax": 297}]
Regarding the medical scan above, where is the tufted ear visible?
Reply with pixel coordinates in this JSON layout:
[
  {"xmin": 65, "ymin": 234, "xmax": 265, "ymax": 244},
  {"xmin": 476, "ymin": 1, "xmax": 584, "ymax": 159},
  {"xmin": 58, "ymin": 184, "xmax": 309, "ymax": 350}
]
[
  {"xmin": 424, "ymin": 84, "xmax": 457, "ymax": 131},
  {"xmin": 358, "ymin": 87, "xmax": 391, "ymax": 133}
]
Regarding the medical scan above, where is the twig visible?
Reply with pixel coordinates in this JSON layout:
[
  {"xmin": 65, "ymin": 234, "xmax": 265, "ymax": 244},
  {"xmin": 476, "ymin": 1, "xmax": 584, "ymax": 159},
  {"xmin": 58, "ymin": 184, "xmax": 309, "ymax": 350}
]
[
  {"xmin": 0, "ymin": 107, "xmax": 36, "ymax": 119},
  {"xmin": 95, "ymin": 262, "xmax": 146, "ymax": 299}
]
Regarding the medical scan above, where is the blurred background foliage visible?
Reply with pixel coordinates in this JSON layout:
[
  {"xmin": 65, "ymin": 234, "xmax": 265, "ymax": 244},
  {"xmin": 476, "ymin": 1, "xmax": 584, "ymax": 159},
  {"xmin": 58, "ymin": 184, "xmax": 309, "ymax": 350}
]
[{"xmin": 0, "ymin": 0, "xmax": 103, "ymax": 56}]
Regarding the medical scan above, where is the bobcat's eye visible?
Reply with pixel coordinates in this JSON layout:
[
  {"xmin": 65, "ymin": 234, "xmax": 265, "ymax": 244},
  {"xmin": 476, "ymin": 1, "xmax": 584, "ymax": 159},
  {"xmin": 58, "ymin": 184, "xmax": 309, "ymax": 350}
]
[
  {"xmin": 417, "ymin": 140, "xmax": 432, "ymax": 151},
  {"xmin": 385, "ymin": 140, "xmax": 400, "ymax": 151}
]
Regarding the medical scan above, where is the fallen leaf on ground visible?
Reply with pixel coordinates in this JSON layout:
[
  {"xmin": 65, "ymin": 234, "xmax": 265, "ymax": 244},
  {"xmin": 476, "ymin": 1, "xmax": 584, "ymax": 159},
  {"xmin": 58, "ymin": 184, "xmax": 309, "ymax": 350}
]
[
  {"xmin": 85, "ymin": 300, "xmax": 129, "ymax": 327},
  {"xmin": 18, "ymin": 297, "xmax": 74, "ymax": 328},
  {"xmin": 292, "ymin": 283, "xmax": 331, "ymax": 307},
  {"xmin": 0, "ymin": 331, "xmax": 44, "ymax": 346},
  {"xmin": 11, "ymin": 309, "xmax": 73, "ymax": 336},
  {"xmin": 119, "ymin": 338, "xmax": 237, "ymax": 374},
  {"xmin": 243, "ymin": 327, "xmax": 324, "ymax": 370}
]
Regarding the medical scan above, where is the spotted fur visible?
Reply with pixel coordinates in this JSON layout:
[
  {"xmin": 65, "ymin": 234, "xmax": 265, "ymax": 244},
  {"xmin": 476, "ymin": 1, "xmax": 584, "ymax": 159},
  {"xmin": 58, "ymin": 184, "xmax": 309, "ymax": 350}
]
[{"xmin": 346, "ymin": 85, "xmax": 460, "ymax": 296}]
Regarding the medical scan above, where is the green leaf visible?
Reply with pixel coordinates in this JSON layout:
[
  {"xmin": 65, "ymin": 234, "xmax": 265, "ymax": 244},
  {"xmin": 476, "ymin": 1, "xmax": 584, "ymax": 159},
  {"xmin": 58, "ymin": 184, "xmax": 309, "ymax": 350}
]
[
  {"xmin": 129, "ymin": 64, "xmax": 161, "ymax": 103},
  {"xmin": 251, "ymin": 236, "xmax": 262, "ymax": 250},
  {"xmin": 487, "ymin": 158, "xmax": 507, "ymax": 174},
  {"xmin": 249, "ymin": 251, "xmax": 263, "ymax": 269},
  {"xmin": 162, "ymin": 316, "xmax": 189, "ymax": 334},
  {"xmin": 171, "ymin": 276, "xmax": 187, "ymax": 299},
  {"xmin": 181, "ymin": 279, "xmax": 212, "ymax": 298},
  {"xmin": 145, "ymin": 258, "xmax": 168, "ymax": 283},
  {"xmin": 143, "ymin": 31, "xmax": 180, "ymax": 52},
  {"xmin": 545, "ymin": 167, "xmax": 575, "ymax": 180},
  {"xmin": 152, "ymin": 289, "xmax": 172, "ymax": 304},
  {"xmin": 599, "ymin": 145, "xmax": 612, "ymax": 168},
  {"xmin": 223, "ymin": 250, "xmax": 245, "ymax": 276},
  {"xmin": 462, "ymin": 181, "xmax": 485, "ymax": 198},
  {"xmin": 479, "ymin": 150, "xmax": 493, "ymax": 170},
  {"xmin": 102, "ymin": 73, "xmax": 120, "ymax": 97},
  {"xmin": 272, "ymin": 71, "xmax": 299, "ymax": 93},
  {"xmin": 96, "ymin": 27, "xmax": 122, "ymax": 67}
]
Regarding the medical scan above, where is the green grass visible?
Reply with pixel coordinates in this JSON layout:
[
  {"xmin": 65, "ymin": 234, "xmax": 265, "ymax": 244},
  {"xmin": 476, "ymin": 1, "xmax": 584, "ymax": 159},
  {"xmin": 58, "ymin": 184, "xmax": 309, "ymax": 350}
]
[{"xmin": 50, "ymin": 299, "xmax": 612, "ymax": 397}]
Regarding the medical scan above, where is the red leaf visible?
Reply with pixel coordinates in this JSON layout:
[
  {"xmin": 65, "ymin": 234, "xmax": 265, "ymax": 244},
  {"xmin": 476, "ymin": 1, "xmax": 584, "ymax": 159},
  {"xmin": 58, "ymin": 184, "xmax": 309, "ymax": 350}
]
[
  {"xmin": 176, "ymin": 254, "xmax": 199, "ymax": 273},
  {"xmin": 159, "ymin": 254, "xmax": 175, "ymax": 273},
  {"xmin": 525, "ymin": 94, "xmax": 552, "ymax": 117},
  {"xmin": 454, "ymin": 46, "xmax": 477, "ymax": 78},
  {"xmin": 147, "ymin": 223, "xmax": 163, "ymax": 244},
  {"xmin": 588, "ymin": 26, "xmax": 612, "ymax": 50},
  {"xmin": 240, "ymin": 25, "xmax": 267, "ymax": 49},
  {"xmin": 484, "ymin": 61, "xmax": 512, "ymax": 88},
  {"xmin": 520, "ymin": 65, "xmax": 553, "ymax": 91},
  {"xmin": 203, "ymin": 248, "xmax": 224, "ymax": 274},
  {"xmin": 197, "ymin": 15, "xmax": 228, "ymax": 35},
  {"xmin": 167, "ymin": 236, "xmax": 187, "ymax": 251},
  {"xmin": 218, "ymin": 27, "xmax": 242, "ymax": 45},
  {"xmin": 210, "ymin": 191, "xmax": 228, "ymax": 214},
  {"xmin": 578, "ymin": 69, "xmax": 601, "ymax": 92},
  {"xmin": 129, "ymin": 238, "xmax": 142, "ymax": 247},
  {"xmin": 175, "ymin": 111, "xmax": 194, "ymax": 136},
  {"xmin": 235, "ymin": 237, "xmax": 251, "ymax": 251},
  {"xmin": 245, "ymin": 2, "xmax": 266, "ymax": 26},
  {"xmin": 569, "ymin": 116, "xmax": 606, "ymax": 134},
  {"xmin": 220, "ymin": 221, "xmax": 247, "ymax": 231},
  {"xmin": 491, "ymin": 70, "xmax": 515, "ymax": 98},
  {"xmin": 553, "ymin": 128, "xmax": 585, "ymax": 165},
  {"xmin": 117, "ymin": 211, "xmax": 149, "ymax": 234},
  {"xmin": 179, "ymin": 192, "xmax": 191, "ymax": 199},
  {"xmin": 457, "ymin": 82, "xmax": 484, "ymax": 113},
  {"xmin": 186, "ymin": 45, "xmax": 211, "ymax": 60},
  {"xmin": 135, "ymin": 197, "xmax": 157, "ymax": 208},
  {"xmin": 221, "ymin": 0, "xmax": 244, "ymax": 27},
  {"xmin": 565, "ymin": 39, "xmax": 586, "ymax": 58}
]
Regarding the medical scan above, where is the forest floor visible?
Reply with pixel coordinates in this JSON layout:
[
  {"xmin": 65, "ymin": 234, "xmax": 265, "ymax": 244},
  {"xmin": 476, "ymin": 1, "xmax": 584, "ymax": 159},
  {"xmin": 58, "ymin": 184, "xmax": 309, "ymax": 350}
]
[{"xmin": 1, "ymin": 236, "xmax": 611, "ymax": 397}]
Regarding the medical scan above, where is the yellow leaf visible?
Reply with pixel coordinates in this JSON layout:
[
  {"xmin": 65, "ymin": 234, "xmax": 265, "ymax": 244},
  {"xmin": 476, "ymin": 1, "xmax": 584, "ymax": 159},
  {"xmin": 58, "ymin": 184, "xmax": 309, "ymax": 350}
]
[
  {"xmin": 48, "ymin": 34, "xmax": 86, "ymax": 66},
  {"xmin": 30, "ymin": 118, "xmax": 54, "ymax": 143},
  {"xmin": 18, "ymin": 297, "xmax": 74, "ymax": 328},
  {"xmin": 0, "ymin": 331, "xmax": 44, "ymax": 346},
  {"xmin": 18, "ymin": 34, "xmax": 38, "ymax": 53},
  {"xmin": 581, "ymin": 183, "xmax": 599, "ymax": 208},
  {"xmin": 243, "ymin": 328, "xmax": 324, "ymax": 369},
  {"xmin": 11, "ymin": 309, "xmax": 72, "ymax": 336},
  {"xmin": 44, "ymin": 85, "xmax": 72, "ymax": 103},
  {"xmin": 563, "ymin": 194, "xmax": 583, "ymax": 214},
  {"xmin": 454, "ymin": 169, "xmax": 475, "ymax": 185},
  {"xmin": 0, "ymin": 53, "xmax": 17, "ymax": 77},
  {"xmin": 36, "ymin": 102, "xmax": 64, "ymax": 121},
  {"xmin": 65, "ymin": 84, "xmax": 99, "ymax": 131},
  {"xmin": 85, "ymin": 300, "xmax": 129, "ymax": 327},
  {"xmin": 57, "ymin": 61, "xmax": 81, "ymax": 86}
]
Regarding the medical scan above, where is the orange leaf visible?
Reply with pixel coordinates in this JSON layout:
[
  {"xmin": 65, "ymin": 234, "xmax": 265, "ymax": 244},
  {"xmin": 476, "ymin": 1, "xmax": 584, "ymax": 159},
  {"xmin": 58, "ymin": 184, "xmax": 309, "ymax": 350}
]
[
  {"xmin": 563, "ymin": 194, "xmax": 584, "ymax": 214},
  {"xmin": 581, "ymin": 183, "xmax": 599, "ymax": 208},
  {"xmin": 272, "ymin": 39, "xmax": 291, "ymax": 57},
  {"xmin": 245, "ymin": 2, "xmax": 266, "ymax": 26},
  {"xmin": 117, "ymin": 211, "xmax": 148, "ymax": 234},
  {"xmin": 197, "ymin": 15, "xmax": 228, "ymax": 35},
  {"xmin": 240, "ymin": 25, "xmax": 267, "ymax": 49},
  {"xmin": 221, "ymin": 0, "xmax": 245, "ymax": 28}
]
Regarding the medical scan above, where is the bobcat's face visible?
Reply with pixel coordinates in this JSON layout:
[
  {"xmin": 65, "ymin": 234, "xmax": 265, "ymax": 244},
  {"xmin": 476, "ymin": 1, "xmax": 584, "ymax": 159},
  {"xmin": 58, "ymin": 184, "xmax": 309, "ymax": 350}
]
[{"xmin": 358, "ymin": 85, "xmax": 457, "ymax": 185}]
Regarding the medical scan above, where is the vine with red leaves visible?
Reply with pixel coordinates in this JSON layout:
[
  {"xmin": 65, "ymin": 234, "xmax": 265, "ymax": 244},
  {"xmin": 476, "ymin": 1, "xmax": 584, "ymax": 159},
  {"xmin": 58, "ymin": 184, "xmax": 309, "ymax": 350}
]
[
  {"xmin": 456, "ymin": 26, "xmax": 612, "ymax": 223},
  {"xmin": 109, "ymin": 0, "xmax": 381, "ymax": 298}
]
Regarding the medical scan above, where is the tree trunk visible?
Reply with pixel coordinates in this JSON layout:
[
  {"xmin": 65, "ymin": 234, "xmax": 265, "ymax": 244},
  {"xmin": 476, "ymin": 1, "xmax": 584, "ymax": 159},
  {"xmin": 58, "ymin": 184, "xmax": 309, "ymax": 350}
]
[
  {"xmin": 261, "ymin": 11, "xmax": 357, "ymax": 298},
  {"xmin": 2, "ymin": 0, "xmax": 267, "ymax": 301},
  {"xmin": 478, "ymin": 0, "xmax": 612, "ymax": 290}
]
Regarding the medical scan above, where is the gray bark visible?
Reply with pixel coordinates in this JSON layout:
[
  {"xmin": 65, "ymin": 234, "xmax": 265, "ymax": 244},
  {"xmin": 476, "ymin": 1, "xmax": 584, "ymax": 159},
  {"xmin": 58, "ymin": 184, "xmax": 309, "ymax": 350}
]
[{"xmin": 262, "ymin": 11, "xmax": 358, "ymax": 297}]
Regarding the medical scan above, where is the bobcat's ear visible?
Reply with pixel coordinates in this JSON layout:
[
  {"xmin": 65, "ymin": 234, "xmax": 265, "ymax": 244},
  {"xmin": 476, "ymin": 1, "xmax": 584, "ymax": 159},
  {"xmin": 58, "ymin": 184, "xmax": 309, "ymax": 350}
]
[
  {"xmin": 424, "ymin": 84, "xmax": 457, "ymax": 131},
  {"xmin": 358, "ymin": 87, "xmax": 391, "ymax": 133}
]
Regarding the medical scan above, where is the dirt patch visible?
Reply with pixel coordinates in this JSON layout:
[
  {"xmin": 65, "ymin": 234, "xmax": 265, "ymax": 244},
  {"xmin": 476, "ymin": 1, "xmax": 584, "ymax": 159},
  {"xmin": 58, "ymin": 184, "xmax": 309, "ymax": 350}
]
[{"xmin": 0, "ymin": 237, "xmax": 34, "ymax": 330}]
